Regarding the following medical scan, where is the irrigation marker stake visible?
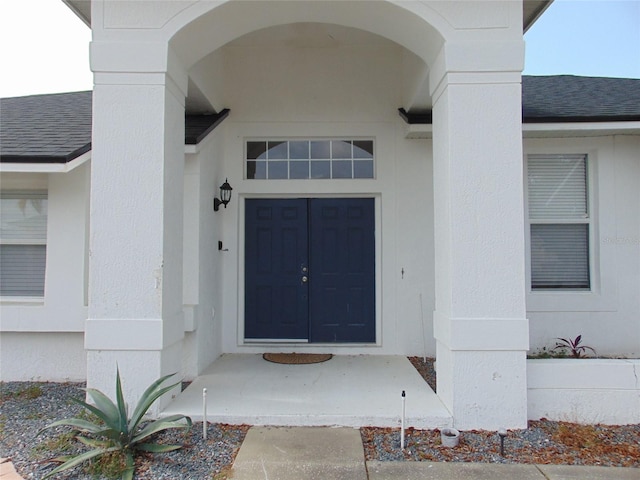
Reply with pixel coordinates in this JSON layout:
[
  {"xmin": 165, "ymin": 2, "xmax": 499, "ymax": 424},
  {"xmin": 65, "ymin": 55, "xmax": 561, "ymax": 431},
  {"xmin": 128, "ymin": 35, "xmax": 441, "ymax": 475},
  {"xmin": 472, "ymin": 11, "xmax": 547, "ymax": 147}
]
[
  {"xmin": 498, "ymin": 428, "xmax": 507, "ymax": 456},
  {"xmin": 419, "ymin": 293, "xmax": 427, "ymax": 363},
  {"xmin": 203, "ymin": 388, "xmax": 208, "ymax": 440},
  {"xmin": 401, "ymin": 390, "xmax": 406, "ymax": 450}
]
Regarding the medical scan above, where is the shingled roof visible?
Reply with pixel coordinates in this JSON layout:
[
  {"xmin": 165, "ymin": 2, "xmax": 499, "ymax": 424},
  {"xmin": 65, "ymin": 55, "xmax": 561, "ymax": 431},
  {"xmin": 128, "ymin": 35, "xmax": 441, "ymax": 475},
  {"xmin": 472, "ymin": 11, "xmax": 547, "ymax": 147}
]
[
  {"xmin": 2, "ymin": 76, "xmax": 640, "ymax": 164},
  {"xmin": 401, "ymin": 75, "xmax": 640, "ymax": 125},
  {"xmin": 522, "ymin": 75, "xmax": 640, "ymax": 123},
  {"xmin": 1, "ymin": 91, "xmax": 92, "ymax": 163},
  {"xmin": 1, "ymin": 92, "xmax": 229, "ymax": 164}
]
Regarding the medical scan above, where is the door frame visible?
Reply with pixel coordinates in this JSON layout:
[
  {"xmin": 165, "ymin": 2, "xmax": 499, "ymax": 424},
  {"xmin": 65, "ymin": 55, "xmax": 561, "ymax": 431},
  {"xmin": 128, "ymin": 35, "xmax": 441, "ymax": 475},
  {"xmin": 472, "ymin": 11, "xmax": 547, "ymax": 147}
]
[{"xmin": 237, "ymin": 194, "xmax": 383, "ymax": 347}]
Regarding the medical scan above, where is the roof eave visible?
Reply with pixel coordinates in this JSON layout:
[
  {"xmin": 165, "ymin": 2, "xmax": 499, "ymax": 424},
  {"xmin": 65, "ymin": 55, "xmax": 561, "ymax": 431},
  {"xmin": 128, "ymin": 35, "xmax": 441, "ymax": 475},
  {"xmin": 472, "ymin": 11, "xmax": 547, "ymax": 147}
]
[
  {"xmin": 523, "ymin": 120, "xmax": 640, "ymax": 138},
  {"xmin": 0, "ymin": 150, "xmax": 92, "ymax": 173},
  {"xmin": 64, "ymin": 0, "xmax": 91, "ymax": 27},
  {"xmin": 185, "ymin": 109, "xmax": 230, "ymax": 145},
  {"xmin": 64, "ymin": 1, "xmax": 552, "ymax": 43},
  {"xmin": 523, "ymin": 0, "xmax": 554, "ymax": 33},
  {"xmin": 524, "ymin": 115, "xmax": 640, "ymax": 123},
  {"xmin": 0, "ymin": 143, "xmax": 92, "ymax": 165}
]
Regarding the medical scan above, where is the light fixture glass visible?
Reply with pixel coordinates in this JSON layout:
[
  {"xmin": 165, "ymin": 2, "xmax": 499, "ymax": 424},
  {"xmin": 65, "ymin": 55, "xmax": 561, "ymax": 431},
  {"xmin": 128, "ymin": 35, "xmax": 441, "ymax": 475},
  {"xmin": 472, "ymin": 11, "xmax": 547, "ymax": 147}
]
[{"xmin": 214, "ymin": 178, "xmax": 232, "ymax": 211}]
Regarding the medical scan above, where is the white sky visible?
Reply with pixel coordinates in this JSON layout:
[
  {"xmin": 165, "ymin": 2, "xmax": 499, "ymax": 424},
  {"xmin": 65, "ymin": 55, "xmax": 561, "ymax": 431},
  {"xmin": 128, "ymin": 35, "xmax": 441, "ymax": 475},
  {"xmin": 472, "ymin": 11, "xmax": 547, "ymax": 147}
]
[{"xmin": 0, "ymin": 0, "xmax": 638, "ymax": 99}]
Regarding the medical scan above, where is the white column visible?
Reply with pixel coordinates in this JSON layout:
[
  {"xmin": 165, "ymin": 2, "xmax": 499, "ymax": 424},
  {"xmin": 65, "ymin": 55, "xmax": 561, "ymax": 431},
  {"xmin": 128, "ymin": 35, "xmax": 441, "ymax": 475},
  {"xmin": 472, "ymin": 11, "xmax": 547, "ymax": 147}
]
[
  {"xmin": 85, "ymin": 41, "xmax": 187, "ymax": 413},
  {"xmin": 430, "ymin": 44, "xmax": 529, "ymax": 429}
]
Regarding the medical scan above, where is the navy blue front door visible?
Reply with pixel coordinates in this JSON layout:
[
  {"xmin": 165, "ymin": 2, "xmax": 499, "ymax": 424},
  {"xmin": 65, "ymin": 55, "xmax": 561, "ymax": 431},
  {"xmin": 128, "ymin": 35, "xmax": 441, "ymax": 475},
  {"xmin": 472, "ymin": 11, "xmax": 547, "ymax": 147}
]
[{"xmin": 245, "ymin": 198, "xmax": 375, "ymax": 343}]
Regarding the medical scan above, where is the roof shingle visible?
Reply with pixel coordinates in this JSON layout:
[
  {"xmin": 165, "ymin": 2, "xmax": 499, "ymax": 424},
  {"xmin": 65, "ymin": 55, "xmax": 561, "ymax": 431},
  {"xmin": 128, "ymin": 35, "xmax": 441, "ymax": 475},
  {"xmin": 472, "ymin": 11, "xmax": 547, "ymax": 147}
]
[
  {"xmin": 2, "ymin": 76, "xmax": 639, "ymax": 164},
  {"xmin": 522, "ymin": 75, "xmax": 640, "ymax": 122},
  {"xmin": 1, "ymin": 91, "xmax": 92, "ymax": 163}
]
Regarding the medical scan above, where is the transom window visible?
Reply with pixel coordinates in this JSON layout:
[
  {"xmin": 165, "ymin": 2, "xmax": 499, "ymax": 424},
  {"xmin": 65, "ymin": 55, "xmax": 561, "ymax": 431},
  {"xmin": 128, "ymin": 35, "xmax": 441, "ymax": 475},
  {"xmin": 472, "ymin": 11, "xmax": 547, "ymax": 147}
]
[
  {"xmin": 0, "ymin": 191, "xmax": 48, "ymax": 297},
  {"xmin": 527, "ymin": 154, "xmax": 591, "ymax": 290},
  {"xmin": 245, "ymin": 139, "xmax": 374, "ymax": 179}
]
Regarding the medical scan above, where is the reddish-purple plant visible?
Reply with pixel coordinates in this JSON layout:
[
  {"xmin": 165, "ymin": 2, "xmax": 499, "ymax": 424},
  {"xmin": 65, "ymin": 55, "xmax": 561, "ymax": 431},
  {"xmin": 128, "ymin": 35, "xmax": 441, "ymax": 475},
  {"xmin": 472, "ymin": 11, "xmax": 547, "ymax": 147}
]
[{"xmin": 554, "ymin": 335, "xmax": 596, "ymax": 358}]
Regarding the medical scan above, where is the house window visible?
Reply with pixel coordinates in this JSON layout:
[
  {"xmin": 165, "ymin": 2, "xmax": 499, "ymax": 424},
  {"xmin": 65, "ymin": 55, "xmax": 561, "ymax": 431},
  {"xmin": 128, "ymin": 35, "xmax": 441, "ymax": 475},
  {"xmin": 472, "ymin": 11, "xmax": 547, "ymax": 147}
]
[
  {"xmin": 245, "ymin": 139, "xmax": 374, "ymax": 179},
  {"xmin": 527, "ymin": 154, "xmax": 590, "ymax": 290},
  {"xmin": 0, "ymin": 191, "xmax": 48, "ymax": 297}
]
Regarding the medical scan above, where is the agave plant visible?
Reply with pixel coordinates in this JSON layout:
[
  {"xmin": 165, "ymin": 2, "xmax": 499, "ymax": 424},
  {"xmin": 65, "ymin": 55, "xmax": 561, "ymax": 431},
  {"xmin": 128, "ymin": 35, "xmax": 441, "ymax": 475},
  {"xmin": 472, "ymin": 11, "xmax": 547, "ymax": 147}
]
[
  {"xmin": 554, "ymin": 335, "xmax": 596, "ymax": 358},
  {"xmin": 38, "ymin": 369, "xmax": 192, "ymax": 480}
]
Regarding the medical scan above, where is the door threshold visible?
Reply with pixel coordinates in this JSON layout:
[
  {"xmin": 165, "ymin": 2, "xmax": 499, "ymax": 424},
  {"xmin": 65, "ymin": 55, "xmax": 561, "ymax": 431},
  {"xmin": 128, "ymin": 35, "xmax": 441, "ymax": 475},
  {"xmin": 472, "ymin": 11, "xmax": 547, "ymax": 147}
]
[{"xmin": 244, "ymin": 339, "xmax": 309, "ymax": 344}]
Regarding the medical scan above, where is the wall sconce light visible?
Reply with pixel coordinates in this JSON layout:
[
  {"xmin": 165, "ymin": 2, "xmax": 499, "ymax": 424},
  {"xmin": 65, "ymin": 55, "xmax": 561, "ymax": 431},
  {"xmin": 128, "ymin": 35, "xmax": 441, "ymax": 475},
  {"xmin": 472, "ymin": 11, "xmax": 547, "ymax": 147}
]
[{"xmin": 213, "ymin": 178, "xmax": 233, "ymax": 211}]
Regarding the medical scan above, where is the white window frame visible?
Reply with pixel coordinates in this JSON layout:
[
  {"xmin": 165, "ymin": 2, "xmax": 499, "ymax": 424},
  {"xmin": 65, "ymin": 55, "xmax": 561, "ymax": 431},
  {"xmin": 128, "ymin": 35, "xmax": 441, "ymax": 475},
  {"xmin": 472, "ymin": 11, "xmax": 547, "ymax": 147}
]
[
  {"xmin": 526, "ymin": 153, "xmax": 592, "ymax": 291},
  {"xmin": 244, "ymin": 138, "xmax": 375, "ymax": 180},
  {"xmin": 524, "ymin": 138, "xmax": 619, "ymax": 313},
  {"xmin": 0, "ymin": 190, "xmax": 48, "ymax": 298}
]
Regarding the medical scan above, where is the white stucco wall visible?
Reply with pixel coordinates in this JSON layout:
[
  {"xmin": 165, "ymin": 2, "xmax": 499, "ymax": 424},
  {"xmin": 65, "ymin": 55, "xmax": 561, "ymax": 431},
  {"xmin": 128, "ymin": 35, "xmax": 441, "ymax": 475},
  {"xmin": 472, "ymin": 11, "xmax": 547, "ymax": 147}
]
[
  {"xmin": 524, "ymin": 135, "xmax": 640, "ymax": 358},
  {"xmin": 0, "ymin": 332, "xmax": 86, "ymax": 382},
  {"xmin": 0, "ymin": 165, "xmax": 89, "ymax": 333},
  {"xmin": 528, "ymin": 359, "xmax": 640, "ymax": 425},
  {"xmin": 0, "ymin": 167, "xmax": 89, "ymax": 382},
  {"xmin": 182, "ymin": 125, "xmax": 228, "ymax": 379}
]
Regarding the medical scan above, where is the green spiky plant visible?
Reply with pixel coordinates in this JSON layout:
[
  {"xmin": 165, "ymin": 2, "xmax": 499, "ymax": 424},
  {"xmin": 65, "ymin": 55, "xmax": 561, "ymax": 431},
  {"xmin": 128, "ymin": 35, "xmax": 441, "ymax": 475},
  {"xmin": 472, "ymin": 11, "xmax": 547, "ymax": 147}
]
[{"xmin": 38, "ymin": 369, "xmax": 192, "ymax": 480}]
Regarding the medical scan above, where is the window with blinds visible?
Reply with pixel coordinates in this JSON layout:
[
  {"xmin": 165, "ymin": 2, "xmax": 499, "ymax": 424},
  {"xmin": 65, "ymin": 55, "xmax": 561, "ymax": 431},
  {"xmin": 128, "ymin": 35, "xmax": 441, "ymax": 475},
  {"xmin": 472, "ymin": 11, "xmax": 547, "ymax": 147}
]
[
  {"xmin": 0, "ymin": 191, "xmax": 48, "ymax": 296},
  {"xmin": 527, "ymin": 154, "xmax": 590, "ymax": 290}
]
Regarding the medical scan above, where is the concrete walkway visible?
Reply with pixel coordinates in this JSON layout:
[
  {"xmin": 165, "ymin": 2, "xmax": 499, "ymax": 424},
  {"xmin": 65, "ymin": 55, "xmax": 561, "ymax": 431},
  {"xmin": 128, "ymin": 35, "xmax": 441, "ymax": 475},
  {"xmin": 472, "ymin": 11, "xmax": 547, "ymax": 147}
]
[
  {"xmin": 231, "ymin": 427, "xmax": 367, "ymax": 480},
  {"xmin": 0, "ymin": 458, "xmax": 23, "ymax": 480},
  {"xmin": 229, "ymin": 426, "xmax": 640, "ymax": 480}
]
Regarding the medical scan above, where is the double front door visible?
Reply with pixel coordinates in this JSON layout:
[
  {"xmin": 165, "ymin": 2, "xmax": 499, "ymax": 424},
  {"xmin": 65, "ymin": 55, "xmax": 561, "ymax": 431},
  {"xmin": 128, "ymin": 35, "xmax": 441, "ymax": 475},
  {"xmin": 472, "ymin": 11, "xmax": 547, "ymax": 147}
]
[{"xmin": 245, "ymin": 198, "xmax": 375, "ymax": 343}]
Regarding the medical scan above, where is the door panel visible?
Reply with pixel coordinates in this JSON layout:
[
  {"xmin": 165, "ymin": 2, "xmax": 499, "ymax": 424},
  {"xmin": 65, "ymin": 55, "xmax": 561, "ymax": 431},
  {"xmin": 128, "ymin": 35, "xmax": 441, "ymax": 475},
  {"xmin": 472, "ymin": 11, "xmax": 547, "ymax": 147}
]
[
  {"xmin": 245, "ymin": 199, "xmax": 309, "ymax": 340},
  {"xmin": 309, "ymin": 198, "xmax": 375, "ymax": 342},
  {"xmin": 244, "ymin": 198, "xmax": 375, "ymax": 343}
]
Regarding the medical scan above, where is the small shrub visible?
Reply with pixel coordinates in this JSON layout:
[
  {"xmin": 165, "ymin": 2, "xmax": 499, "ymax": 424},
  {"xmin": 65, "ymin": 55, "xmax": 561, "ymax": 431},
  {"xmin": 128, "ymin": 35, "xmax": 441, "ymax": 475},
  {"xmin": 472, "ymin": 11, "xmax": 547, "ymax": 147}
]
[
  {"xmin": 554, "ymin": 335, "xmax": 596, "ymax": 358},
  {"xmin": 38, "ymin": 369, "xmax": 192, "ymax": 480}
]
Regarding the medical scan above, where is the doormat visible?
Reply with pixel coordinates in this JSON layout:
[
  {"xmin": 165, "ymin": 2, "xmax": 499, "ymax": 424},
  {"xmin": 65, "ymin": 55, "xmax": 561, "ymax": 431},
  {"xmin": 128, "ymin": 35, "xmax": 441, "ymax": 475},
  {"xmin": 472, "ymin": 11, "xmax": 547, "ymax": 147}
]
[{"xmin": 263, "ymin": 353, "xmax": 333, "ymax": 365}]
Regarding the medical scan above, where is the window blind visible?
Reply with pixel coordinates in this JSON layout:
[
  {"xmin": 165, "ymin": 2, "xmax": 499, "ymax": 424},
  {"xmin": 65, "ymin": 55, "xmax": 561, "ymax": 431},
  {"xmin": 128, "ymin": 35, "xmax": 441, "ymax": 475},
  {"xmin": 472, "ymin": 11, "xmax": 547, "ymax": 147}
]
[
  {"xmin": 0, "ymin": 192, "xmax": 47, "ymax": 296},
  {"xmin": 527, "ymin": 155, "xmax": 590, "ymax": 290},
  {"xmin": 530, "ymin": 224, "xmax": 590, "ymax": 289},
  {"xmin": 0, "ymin": 245, "xmax": 46, "ymax": 296},
  {"xmin": 528, "ymin": 154, "xmax": 587, "ymax": 219}
]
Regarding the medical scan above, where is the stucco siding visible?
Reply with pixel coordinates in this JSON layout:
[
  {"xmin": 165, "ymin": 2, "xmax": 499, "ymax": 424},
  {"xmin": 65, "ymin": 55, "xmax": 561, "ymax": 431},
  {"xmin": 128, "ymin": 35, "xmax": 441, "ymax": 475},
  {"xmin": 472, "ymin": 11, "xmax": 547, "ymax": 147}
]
[
  {"xmin": 0, "ymin": 332, "xmax": 86, "ymax": 381},
  {"xmin": 0, "ymin": 164, "xmax": 89, "ymax": 332},
  {"xmin": 525, "ymin": 135, "xmax": 640, "ymax": 357}
]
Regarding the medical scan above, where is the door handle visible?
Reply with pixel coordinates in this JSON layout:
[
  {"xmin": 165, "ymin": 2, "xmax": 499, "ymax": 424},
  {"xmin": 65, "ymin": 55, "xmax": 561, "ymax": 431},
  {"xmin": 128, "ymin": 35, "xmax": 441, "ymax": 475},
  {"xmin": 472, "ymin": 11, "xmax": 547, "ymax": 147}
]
[{"xmin": 301, "ymin": 276, "xmax": 308, "ymax": 283}]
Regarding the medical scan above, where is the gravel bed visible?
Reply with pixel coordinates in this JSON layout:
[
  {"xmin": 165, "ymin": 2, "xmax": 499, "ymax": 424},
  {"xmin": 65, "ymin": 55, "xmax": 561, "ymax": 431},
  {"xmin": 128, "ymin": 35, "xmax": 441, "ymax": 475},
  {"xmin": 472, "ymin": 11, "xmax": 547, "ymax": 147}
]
[
  {"xmin": 0, "ymin": 382, "xmax": 248, "ymax": 479},
  {"xmin": 361, "ymin": 422, "xmax": 640, "ymax": 467},
  {"xmin": 364, "ymin": 357, "xmax": 640, "ymax": 468},
  {"xmin": 3, "ymin": 360, "xmax": 639, "ymax": 478}
]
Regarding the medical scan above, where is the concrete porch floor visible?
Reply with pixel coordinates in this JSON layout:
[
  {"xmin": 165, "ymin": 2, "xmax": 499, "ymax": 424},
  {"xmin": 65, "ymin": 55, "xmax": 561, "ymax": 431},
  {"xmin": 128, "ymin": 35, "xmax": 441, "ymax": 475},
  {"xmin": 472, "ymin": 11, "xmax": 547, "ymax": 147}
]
[{"xmin": 161, "ymin": 354, "xmax": 453, "ymax": 428}]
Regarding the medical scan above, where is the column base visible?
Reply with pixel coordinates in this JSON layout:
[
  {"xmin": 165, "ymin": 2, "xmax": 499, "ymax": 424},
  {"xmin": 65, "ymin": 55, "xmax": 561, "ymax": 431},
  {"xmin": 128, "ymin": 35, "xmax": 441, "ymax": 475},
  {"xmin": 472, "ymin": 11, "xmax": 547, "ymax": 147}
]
[
  {"xmin": 86, "ymin": 341, "xmax": 182, "ymax": 416},
  {"xmin": 436, "ymin": 341, "xmax": 528, "ymax": 430}
]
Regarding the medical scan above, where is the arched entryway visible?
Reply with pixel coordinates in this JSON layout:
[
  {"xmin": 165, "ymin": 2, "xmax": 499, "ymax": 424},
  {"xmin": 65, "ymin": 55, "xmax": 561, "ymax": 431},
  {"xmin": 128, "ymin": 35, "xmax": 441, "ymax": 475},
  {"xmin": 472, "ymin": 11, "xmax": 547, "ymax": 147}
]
[{"xmin": 86, "ymin": 0, "xmax": 529, "ymax": 429}]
